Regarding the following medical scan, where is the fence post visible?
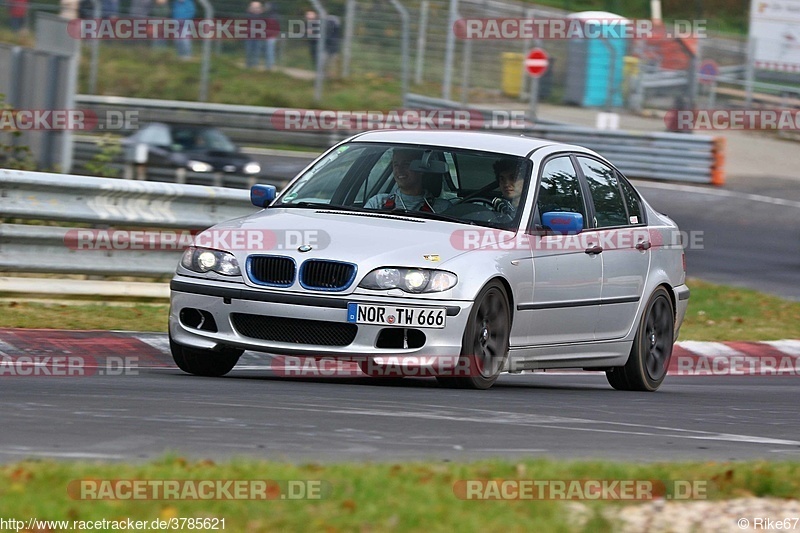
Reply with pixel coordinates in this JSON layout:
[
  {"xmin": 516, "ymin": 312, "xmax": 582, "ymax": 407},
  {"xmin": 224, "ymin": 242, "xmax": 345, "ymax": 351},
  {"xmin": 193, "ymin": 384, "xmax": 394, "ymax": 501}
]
[
  {"xmin": 196, "ymin": 0, "xmax": 213, "ymax": 102},
  {"xmin": 745, "ymin": 38, "xmax": 756, "ymax": 109},
  {"xmin": 388, "ymin": 0, "xmax": 410, "ymax": 103},
  {"xmin": 442, "ymin": 0, "xmax": 458, "ymax": 100},
  {"xmin": 341, "ymin": 0, "xmax": 355, "ymax": 78},
  {"xmin": 309, "ymin": 0, "xmax": 328, "ymax": 104},
  {"xmin": 460, "ymin": 38, "xmax": 472, "ymax": 105},
  {"xmin": 88, "ymin": 0, "xmax": 101, "ymax": 94},
  {"xmin": 415, "ymin": 0, "xmax": 429, "ymax": 85}
]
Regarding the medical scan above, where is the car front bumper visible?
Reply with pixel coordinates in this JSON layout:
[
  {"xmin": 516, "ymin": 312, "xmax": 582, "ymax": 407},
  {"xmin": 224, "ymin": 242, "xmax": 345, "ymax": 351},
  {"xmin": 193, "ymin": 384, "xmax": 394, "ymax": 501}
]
[{"xmin": 169, "ymin": 277, "xmax": 473, "ymax": 358}]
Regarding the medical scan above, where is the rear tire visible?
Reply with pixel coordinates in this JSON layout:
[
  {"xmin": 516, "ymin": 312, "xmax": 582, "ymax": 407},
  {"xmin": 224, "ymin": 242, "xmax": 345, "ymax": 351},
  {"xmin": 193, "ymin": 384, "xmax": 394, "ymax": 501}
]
[
  {"xmin": 606, "ymin": 286, "xmax": 674, "ymax": 392},
  {"xmin": 436, "ymin": 280, "xmax": 510, "ymax": 390},
  {"xmin": 170, "ymin": 337, "xmax": 243, "ymax": 377}
]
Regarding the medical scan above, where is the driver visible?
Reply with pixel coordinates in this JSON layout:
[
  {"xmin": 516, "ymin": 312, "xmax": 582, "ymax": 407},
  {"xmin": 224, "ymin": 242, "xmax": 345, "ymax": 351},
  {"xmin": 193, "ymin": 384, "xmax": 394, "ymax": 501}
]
[
  {"xmin": 365, "ymin": 148, "xmax": 451, "ymax": 213},
  {"xmin": 491, "ymin": 158, "xmax": 525, "ymax": 217}
]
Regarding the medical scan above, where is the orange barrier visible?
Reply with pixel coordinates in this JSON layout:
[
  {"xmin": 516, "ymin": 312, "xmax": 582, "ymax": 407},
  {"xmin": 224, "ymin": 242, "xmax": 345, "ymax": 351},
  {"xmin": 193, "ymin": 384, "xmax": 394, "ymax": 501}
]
[{"xmin": 711, "ymin": 137, "xmax": 726, "ymax": 186}]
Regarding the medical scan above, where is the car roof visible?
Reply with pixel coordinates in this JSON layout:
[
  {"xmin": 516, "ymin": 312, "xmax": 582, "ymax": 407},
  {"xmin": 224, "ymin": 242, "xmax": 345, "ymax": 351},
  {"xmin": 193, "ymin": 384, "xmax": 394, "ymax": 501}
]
[
  {"xmin": 145, "ymin": 122, "xmax": 218, "ymax": 132},
  {"xmin": 348, "ymin": 130, "xmax": 591, "ymax": 158}
]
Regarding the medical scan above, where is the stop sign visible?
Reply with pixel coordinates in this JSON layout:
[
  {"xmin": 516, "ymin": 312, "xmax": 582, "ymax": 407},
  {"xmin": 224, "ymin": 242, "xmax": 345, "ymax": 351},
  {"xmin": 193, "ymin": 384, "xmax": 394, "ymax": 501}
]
[{"xmin": 525, "ymin": 48, "xmax": 549, "ymax": 78}]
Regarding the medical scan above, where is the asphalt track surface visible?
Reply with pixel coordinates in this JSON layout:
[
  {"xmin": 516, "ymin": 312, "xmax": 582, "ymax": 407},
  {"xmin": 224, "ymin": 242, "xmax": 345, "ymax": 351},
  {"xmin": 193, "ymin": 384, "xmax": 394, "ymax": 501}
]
[{"xmin": 2, "ymin": 366, "xmax": 799, "ymax": 463}]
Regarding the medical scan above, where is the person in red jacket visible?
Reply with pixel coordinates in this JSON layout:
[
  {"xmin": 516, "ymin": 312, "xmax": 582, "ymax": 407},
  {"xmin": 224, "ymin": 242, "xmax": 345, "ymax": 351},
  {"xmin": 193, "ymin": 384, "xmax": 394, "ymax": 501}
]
[{"xmin": 8, "ymin": 0, "xmax": 28, "ymax": 32}]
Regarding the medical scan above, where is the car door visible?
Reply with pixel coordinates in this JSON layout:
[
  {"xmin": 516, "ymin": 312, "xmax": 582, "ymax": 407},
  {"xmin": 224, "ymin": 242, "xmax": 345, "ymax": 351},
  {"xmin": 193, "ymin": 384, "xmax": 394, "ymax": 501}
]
[
  {"xmin": 576, "ymin": 156, "xmax": 651, "ymax": 340},
  {"xmin": 518, "ymin": 155, "xmax": 603, "ymax": 345},
  {"xmin": 140, "ymin": 124, "xmax": 173, "ymax": 166}
]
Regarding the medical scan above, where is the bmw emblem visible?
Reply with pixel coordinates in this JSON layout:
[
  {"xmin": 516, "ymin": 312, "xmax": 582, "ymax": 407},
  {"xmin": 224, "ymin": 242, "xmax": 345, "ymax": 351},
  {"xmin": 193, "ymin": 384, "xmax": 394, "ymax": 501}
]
[{"xmin": 298, "ymin": 245, "xmax": 313, "ymax": 253}]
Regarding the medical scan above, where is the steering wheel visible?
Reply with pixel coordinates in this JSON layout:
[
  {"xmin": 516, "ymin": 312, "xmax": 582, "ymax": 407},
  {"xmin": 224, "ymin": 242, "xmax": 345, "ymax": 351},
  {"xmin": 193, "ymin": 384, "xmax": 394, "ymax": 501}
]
[{"xmin": 460, "ymin": 197, "xmax": 494, "ymax": 208}]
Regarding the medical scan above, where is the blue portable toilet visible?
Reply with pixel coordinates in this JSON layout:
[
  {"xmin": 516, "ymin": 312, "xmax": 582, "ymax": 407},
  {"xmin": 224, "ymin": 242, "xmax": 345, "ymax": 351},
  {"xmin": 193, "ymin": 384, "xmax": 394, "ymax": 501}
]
[{"xmin": 563, "ymin": 12, "xmax": 631, "ymax": 108}]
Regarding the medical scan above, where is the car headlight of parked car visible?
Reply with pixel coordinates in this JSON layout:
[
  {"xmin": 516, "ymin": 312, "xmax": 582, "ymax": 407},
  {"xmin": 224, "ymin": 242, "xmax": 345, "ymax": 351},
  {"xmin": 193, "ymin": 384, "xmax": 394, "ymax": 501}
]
[
  {"xmin": 244, "ymin": 162, "xmax": 261, "ymax": 175},
  {"xmin": 180, "ymin": 247, "xmax": 241, "ymax": 276},
  {"xmin": 187, "ymin": 160, "xmax": 213, "ymax": 173},
  {"xmin": 359, "ymin": 267, "xmax": 457, "ymax": 293}
]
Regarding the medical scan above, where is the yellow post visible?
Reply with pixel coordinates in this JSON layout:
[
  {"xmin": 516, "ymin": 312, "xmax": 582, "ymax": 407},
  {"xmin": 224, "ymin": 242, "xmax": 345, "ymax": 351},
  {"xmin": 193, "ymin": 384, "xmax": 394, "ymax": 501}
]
[{"xmin": 502, "ymin": 52, "xmax": 524, "ymax": 97}]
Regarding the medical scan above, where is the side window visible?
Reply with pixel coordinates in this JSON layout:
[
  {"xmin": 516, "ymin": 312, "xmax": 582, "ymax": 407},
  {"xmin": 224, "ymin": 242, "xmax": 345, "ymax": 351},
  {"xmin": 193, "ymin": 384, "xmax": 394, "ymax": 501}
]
[
  {"xmin": 577, "ymin": 157, "xmax": 628, "ymax": 228},
  {"xmin": 364, "ymin": 149, "xmax": 393, "ymax": 194},
  {"xmin": 537, "ymin": 156, "xmax": 587, "ymax": 228},
  {"xmin": 618, "ymin": 172, "xmax": 644, "ymax": 225},
  {"xmin": 140, "ymin": 125, "xmax": 171, "ymax": 146}
]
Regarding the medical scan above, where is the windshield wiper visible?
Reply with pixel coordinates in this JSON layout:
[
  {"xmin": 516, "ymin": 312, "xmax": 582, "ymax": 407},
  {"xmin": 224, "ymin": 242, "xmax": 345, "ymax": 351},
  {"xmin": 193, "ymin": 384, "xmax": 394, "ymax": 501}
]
[
  {"xmin": 386, "ymin": 208, "xmax": 474, "ymax": 225},
  {"xmin": 279, "ymin": 201, "xmax": 368, "ymax": 212}
]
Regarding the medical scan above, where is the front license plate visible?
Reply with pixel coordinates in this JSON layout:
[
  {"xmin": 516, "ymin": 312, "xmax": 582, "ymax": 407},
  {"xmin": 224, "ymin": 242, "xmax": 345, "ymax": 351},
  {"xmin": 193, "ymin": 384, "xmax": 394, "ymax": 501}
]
[{"xmin": 347, "ymin": 303, "xmax": 446, "ymax": 329}]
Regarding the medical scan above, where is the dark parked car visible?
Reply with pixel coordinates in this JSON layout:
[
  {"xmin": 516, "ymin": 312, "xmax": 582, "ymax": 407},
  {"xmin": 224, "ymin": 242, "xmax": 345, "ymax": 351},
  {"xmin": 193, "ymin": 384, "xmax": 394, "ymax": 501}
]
[{"xmin": 122, "ymin": 123, "xmax": 261, "ymax": 178}]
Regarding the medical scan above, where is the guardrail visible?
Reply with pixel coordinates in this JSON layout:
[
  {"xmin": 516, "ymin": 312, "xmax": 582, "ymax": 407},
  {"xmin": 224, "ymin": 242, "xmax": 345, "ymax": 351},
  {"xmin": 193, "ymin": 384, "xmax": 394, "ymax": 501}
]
[
  {"xmin": 73, "ymin": 94, "xmax": 725, "ymax": 185},
  {"xmin": 524, "ymin": 125, "xmax": 724, "ymax": 184},
  {"xmin": 74, "ymin": 95, "xmax": 347, "ymax": 149},
  {"xmin": 0, "ymin": 169, "xmax": 256, "ymax": 278}
]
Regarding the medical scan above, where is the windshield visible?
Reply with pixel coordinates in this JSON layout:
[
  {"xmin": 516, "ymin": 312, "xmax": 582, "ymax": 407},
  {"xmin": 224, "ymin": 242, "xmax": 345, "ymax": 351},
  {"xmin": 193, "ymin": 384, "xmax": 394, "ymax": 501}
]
[
  {"xmin": 276, "ymin": 142, "xmax": 532, "ymax": 229},
  {"xmin": 172, "ymin": 127, "xmax": 237, "ymax": 152}
]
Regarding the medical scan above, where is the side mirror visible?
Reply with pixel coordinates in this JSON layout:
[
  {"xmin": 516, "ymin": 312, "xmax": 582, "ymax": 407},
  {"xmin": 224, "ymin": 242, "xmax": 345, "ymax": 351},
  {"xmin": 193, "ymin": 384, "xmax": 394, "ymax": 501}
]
[
  {"xmin": 251, "ymin": 184, "xmax": 277, "ymax": 208},
  {"xmin": 542, "ymin": 211, "xmax": 583, "ymax": 235}
]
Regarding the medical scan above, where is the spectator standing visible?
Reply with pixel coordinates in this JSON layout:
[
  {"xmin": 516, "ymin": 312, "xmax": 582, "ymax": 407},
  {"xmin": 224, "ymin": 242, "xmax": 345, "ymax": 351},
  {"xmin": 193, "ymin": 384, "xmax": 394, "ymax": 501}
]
[
  {"xmin": 324, "ymin": 14, "xmax": 342, "ymax": 77},
  {"xmin": 62, "ymin": 0, "xmax": 80, "ymax": 20},
  {"xmin": 244, "ymin": 1, "xmax": 264, "ymax": 69},
  {"xmin": 263, "ymin": 1, "xmax": 278, "ymax": 70},
  {"xmin": 8, "ymin": 0, "xmax": 28, "ymax": 31},
  {"xmin": 101, "ymin": 0, "xmax": 119, "ymax": 19},
  {"xmin": 172, "ymin": 0, "xmax": 196, "ymax": 59},
  {"xmin": 305, "ymin": 10, "xmax": 318, "ymax": 68},
  {"xmin": 129, "ymin": 0, "xmax": 151, "ymax": 19},
  {"xmin": 150, "ymin": 0, "xmax": 170, "ymax": 47}
]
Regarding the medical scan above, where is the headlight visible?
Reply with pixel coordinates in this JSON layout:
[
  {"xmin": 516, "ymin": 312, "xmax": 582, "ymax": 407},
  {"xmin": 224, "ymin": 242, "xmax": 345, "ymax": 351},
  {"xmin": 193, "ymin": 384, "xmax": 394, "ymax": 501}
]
[
  {"xmin": 187, "ymin": 160, "xmax": 213, "ymax": 172},
  {"xmin": 180, "ymin": 246, "xmax": 241, "ymax": 276},
  {"xmin": 244, "ymin": 162, "xmax": 261, "ymax": 175},
  {"xmin": 359, "ymin": 268, "xmax": 457, "ymax": 293}
]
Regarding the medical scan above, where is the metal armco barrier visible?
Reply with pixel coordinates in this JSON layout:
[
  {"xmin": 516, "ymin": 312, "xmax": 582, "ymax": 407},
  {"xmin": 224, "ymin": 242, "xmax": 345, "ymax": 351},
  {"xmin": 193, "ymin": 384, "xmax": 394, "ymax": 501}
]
[
  {"xmin": 524, "ymin": 125, "xmax": 723, "ymax": 184},
  {"xmin": 0, "ymin": 170, "xmax": 257, "ymax": 278},
  {"xmin": 75, "ymin": 94, "xmax": 725, "ymax": 185},
  {"xmin": 75, "ymin": 95, "xmax": 347, "ymax": 149}
]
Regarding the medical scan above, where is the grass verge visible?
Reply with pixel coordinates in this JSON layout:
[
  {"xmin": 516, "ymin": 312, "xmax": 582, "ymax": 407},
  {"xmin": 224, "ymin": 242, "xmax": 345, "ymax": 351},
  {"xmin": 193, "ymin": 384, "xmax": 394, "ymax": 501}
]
[
  {"xmin": 677, "ymin": 278, "xmax": 800, "ymax": 341},
  {"xmin": 1, "ymin": 457, "xmax": 798, "ymax": 532},
  {"xmin": 2, "ymin": 278, "xmax": 799, "ymax": 341}
]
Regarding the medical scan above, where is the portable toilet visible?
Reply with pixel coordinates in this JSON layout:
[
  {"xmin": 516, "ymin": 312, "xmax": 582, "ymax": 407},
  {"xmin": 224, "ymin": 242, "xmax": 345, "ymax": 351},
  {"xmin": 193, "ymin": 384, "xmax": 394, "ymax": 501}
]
[{"xmin": 563, "ymin": 11, "xmax": 631, "ymax": 108}]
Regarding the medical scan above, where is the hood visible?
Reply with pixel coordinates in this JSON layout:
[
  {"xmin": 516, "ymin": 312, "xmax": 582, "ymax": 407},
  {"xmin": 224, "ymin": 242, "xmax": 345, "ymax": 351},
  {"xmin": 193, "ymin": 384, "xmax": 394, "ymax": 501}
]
[{"xmin": 198, "ymin": 208, "xmax": 515, "ymax": 269}]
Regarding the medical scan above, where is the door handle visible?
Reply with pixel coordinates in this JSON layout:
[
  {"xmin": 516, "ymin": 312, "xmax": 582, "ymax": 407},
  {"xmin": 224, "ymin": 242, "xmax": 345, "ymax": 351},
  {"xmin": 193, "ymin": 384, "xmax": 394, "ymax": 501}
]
[
  {"xmin": 584, "ymin": 245, "xmax": 603, "ymax": 255},
  {"xmin": 635, "ymin": 241, "xmax": 652, "ymax": 251}
]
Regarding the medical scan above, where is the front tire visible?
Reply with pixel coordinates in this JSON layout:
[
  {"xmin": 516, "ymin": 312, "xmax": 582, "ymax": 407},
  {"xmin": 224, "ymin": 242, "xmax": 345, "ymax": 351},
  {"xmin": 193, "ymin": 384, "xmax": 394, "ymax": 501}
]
[
  {"xmin": 170, "ymin": 337, "xmax": 243, "ymax": 377},
  {"xmin": 437, "ymin": 280, "xmax": 510, "ymax": 390},
  {"xmin": 606, "ymin": 286, "xmax": 675, "ymax": 392}
]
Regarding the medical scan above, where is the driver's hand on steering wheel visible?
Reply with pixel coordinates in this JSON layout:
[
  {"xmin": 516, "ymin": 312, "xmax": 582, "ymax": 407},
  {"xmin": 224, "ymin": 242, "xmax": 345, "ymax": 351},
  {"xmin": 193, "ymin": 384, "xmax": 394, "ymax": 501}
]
[{"xmin": 491, "ymin": 197, "xmax": 514, "ymax": 215}]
